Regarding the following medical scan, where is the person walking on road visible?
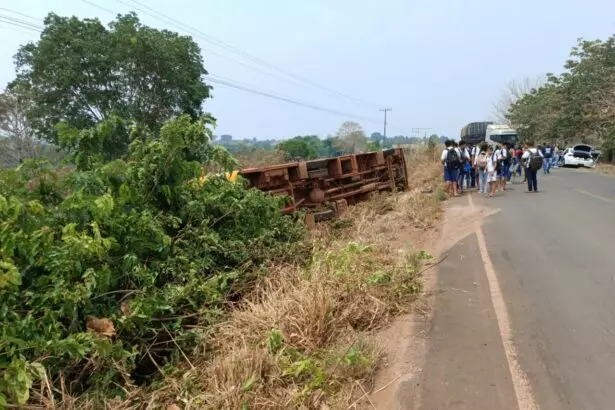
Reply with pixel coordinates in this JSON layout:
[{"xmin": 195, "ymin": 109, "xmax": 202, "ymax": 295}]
[
  {"xmin": 458, "ymin": 141, "xmax": 471, "ymax": 193},
  {"xmin": 474, "ymin": 143, "xmax": 489, "ymax": 194},
  {"xmin": 441, "ymin": 140, "xmax": 461, "ymax": 197},
  {"xmin": 486, "ymin": 145, "xmax": 498, "ymax": 197},
  {"xmin": 522, "ymin": 142, "xmax": 544, "ymax": 193},
  {"xmin": 469, "ymin": 143, "xmax": 478, "ymax": 189},
  {"xmin": 543, "ymin": 142, "xmax": 553, "ymax": 174},
  {"xmin": 500, "ymin": 142, "xmax": 511, "ymax": 191},
  {"xmin": 492, "ymin": 145, "xmax": 505, "ymax": 192},
  {"xmin": 515, "ymin": 146, "xmax": 524, "ymax": 177}
]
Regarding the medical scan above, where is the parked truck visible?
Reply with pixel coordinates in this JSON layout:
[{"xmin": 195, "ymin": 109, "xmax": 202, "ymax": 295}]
[
  {"xmin": 460, "ymin": 122, "xmax": 493, "ymax": 145},
  {"xmin": 460, "ymin": 122, "xmax": 519, "ymax": 146}
]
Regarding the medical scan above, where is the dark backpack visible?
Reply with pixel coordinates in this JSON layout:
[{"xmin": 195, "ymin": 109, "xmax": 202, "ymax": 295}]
[
  {"xmin": 529, "ymin": 150, "xmax": 543, "ymax": 171},
  {"xmin": 493, "ymin": 152, "xmax": 503, "ymax": 172},
  {"xmin": 446, "ymin": 149, "xmax": 461, "ymax": 170},
  {"xmin": 502, "ymin": 149, "xmax": 512, "ymax": 166}
]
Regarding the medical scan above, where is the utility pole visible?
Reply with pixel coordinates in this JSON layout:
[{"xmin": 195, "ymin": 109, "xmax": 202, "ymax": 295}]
[{"xmin": 380, "ymin": 108, "xmax": 392, "ymax": 138}]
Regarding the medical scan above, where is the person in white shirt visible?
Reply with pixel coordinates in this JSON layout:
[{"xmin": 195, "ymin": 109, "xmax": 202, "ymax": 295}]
[
  {"xmin": 521, "ymin": 141, "xmax": 545, "ymax": 193},
  {"xmin": 469, "ymin": 144, "xmax": 478, "ymax": 189},
  {"xmin": 486, "ymin": 145, "xmax": 498, "ymax": 197},
  {"xmin": 440, "ymin": 140, "xmax": 461, "ymax": 197},
  {"xmin": 473, "ymin": 143, "xmax": 489, "ymax": 194},
  {"xmin": 493, "ymin": 145, "xmax": 509, "ymax": 192}
]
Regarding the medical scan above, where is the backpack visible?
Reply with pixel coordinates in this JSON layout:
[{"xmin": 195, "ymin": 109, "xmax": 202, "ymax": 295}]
[
  {"xmin": 500, "ymin": 149, "xmax": 511, "ymax": 166},
  {"xmin": 476, "ymin": 152, "xmax": 488, "ymax": 170},
  {"xmin": 446, "ymin": 149, "xmax": 461, "ymax": 170},
  {"xmin": 493, "ymin": 152, "xmax": 503, "ymax": 172},
  {"xmin": 529, "ymin": 150, "xmax": 543, "ymax": 171}
]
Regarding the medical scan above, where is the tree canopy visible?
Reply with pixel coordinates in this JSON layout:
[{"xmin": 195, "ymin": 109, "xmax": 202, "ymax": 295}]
[
  {"xmin": 277, "ymin": 136, "xmax": 318, "ymax": 160},
  {"xmin": 11, "ymin": 12, "xmax": 210, "ymax": 147},
  {"xmin": 507, "ymin": 35, "xmax": 615, "ymax": 153},
  {"xmin": 334, "ymin": 121, "xmax": 368, "ymax": 153}
]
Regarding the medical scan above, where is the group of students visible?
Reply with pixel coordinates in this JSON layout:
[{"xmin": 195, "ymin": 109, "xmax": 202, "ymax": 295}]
[{"xmin": 441, "ymin": 139, "xmax": 546, "ymax": 198}]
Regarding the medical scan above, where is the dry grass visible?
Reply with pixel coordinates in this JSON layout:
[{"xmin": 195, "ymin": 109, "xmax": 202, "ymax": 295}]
[
  {"xmin": 596, "ymin": 162, "xmax": 615, "ymax": 176},
  {"xmin": 48, "ymin": 148, "xmax": 445, "ymax": 410}
]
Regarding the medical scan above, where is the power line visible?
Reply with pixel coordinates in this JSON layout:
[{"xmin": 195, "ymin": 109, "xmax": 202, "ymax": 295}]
[
  {"xmin": 207, "ymin": 76, "xmax": 382, "ymax": 124},
  {"xmin": 79, "ymin": 0, "xmax": 117, "ymax": 16},
  {"xmin": 118, "ymin": 0, "xmax": 382, "ymax": 109},
  {"xmin": 0, "ymin": 6, "xmax": 412, "ymax": 133},
  {"xmin": 0, "ymin": 15, "xmax": 44, "ymax": 32},
  {"xmin": 0, "ymin": 7, "xmax": 42, "ymax": 23},
  {"xmin": 82, "ymin": 0, "xmax": 380, "ymax": 110},
  {"xmin": 83, "ymin": 0, "xmax": 319, "ymax": 92},
  {"xmin": 0, "ymin": 22, "xmax": 38, "ymax": 35}
]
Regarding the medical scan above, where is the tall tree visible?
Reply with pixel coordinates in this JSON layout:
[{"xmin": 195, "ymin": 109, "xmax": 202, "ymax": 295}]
[
  {"xmin": 492, "ymin": 76, "xmax": 544, "ymax": 124},
  {"xmin": 507, "ymin": 36, "xmax": 615, "ymax": 149},
  {"xmin": 334, "ymin": 121, "xmax": 368, "ymax": 153},
  {"xmin": 0, "ymin": 89, "xmax": 43, "ymax": 166},
  {"xmin": 277, "ymin": 137, "xmax": 317, "ymax": 161},
  {"xmin": 11, "ymin": 12, "xmax": 210, "ymax": 148}
]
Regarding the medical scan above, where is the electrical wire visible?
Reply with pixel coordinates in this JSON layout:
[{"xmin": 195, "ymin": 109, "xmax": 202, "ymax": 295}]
[
  {"xmin": 79, "ymin": 0, "xmax": 117, "ymax": 16},
  {"xmin": 0, "ymin": 6, "xmax": 412, "ymax": 133},
  {"xmin": 0, "ymin": 15, "xmax": 44, "ymax": 32},
  {"xmin": 0, "ymin": 7, "xmax": 42, "ymax": 23},
  {"xmin": 0, "ymin": 23, "xmax": 38, "ymax": 35},
  {"xmin": 118, "ymin": 0, "xmax": 383, "ymax": 109},
  {"xmin": 207, "ymin": 76, "xmax": 382, "ymax": 123},
  {"xmin": 109, "ymin": 0, "xmax": 350, "ymax": 96},
  {"xmin": 77, "ymin": 0, "xmax": 316, "ymax": 91}
]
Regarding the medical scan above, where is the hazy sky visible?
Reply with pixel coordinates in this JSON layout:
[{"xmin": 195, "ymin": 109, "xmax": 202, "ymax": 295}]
[{"xmin": 1, "ymin": 0, "xmax": 615, "ymax": 140}]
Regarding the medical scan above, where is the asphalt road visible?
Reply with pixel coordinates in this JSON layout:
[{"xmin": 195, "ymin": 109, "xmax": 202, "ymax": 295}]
[{"xmin": 415, "ymin": 168, "xmax": 615, "ymax": 410}]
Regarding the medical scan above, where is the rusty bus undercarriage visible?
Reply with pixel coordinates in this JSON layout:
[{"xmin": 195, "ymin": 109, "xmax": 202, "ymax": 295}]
[{"xmin": 239, "ymin": 148, "xmax": 409, "ymax": 226}]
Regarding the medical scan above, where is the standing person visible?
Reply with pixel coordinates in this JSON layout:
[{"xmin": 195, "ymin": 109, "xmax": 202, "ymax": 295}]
[
  {"xmin": 474, "ymin": 142, "xmax": 489, "ymax": 194},
  {"xmin": 500, "ymin": 143, "xmax": 511, "ymax": 190},
  {"xmin": 515, "ymin": 146, "xmax": 524, "ymax": 177},
  {"xmin": 486, "ymin": 145, "xmax": 498, "ymax": 197},
  {"xmin": 492, "ymin": 145, "xmax": 504, "ymax": 192},
  {"xmin": 441, "ymin": 140, "xmax": 461, "ymax": 197},
  {"xmin": 469, "ymin": 143, "xmax": 478, "ymax": 189},
  {"xmin": 543, "ymin": 142, "xmax": 553, "ymax": 174},
  {"xmin": 522, "ymin": 142, "xmax": 544, "ymax": 193},
  {"xmin": 458, "ymin": 141, "xmax": 471, "ymax": 193}
]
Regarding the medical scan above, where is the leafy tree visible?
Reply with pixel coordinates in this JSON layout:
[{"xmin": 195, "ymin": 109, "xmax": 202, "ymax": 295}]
[
  {"xmin": 492, "ymin": 77, "xmax": 544, "ymax": 124},
  {"xmin": 11, "ymin": 12, "xmax": 210, "ymax": 150},
  {"xmin": 0, "ymin": 115, "xmax": 305, "ymax": 404},
  {"xmin": 278, "ymin": 137, "xmax": 317, "ymax": 160},
  {"xmin": 428, "ymin": 134, "xmax": 440, "ymax": 149},
  {"xmin": 507, "ymin": 35, "xmax": 615, "ymax": 152},
  {"xmin": 0, "ymin": 90, "xmax": 39, "ymax": 166},
  {"xmin": 367, "ymin": 140, "xmax": 381, "ymax": 151},
  {"xmin": 0, "ymin": 89, "xmax": 65, "ymax": 167},
  {"xmin": 334, "ymin": 121, "xmax": 368, "ymax": 153}
]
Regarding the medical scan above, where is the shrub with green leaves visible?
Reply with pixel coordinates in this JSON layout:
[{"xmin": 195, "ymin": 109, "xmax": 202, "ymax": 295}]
[{"xmin": 0, "ymin": 115, "xmax": 305, "ymax": 405}]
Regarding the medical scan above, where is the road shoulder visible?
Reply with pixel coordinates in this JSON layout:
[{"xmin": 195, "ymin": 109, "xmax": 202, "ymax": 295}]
[{"xmin": 415, "ymin": 230, "xmax": 519, "ymax": 409}]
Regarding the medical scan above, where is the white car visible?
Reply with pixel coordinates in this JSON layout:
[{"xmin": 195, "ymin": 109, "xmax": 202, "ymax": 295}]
[{"xmin": 557, "ymin": 144, "xmax": 597, "ymax": 168}]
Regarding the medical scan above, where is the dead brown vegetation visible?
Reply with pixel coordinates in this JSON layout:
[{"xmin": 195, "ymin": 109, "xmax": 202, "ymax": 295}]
[
  {"xmin": 596, "ymin": 162, "xmax": 615, "ymax": 176},
  {"xmin": 52, "ymin": 147, "xmax": 444, "ymax": 410}
]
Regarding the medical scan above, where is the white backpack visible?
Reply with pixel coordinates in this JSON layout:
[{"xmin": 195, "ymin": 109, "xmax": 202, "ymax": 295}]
[{"xmin": 476, "ymin": 152, "xmax": 488, "ymax": 170}]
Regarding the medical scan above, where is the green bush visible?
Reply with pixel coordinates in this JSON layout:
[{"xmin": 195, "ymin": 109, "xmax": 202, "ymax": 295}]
[{"xmin": 0, "ymin": 115, "xmax": 305, "ymax": 405}]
